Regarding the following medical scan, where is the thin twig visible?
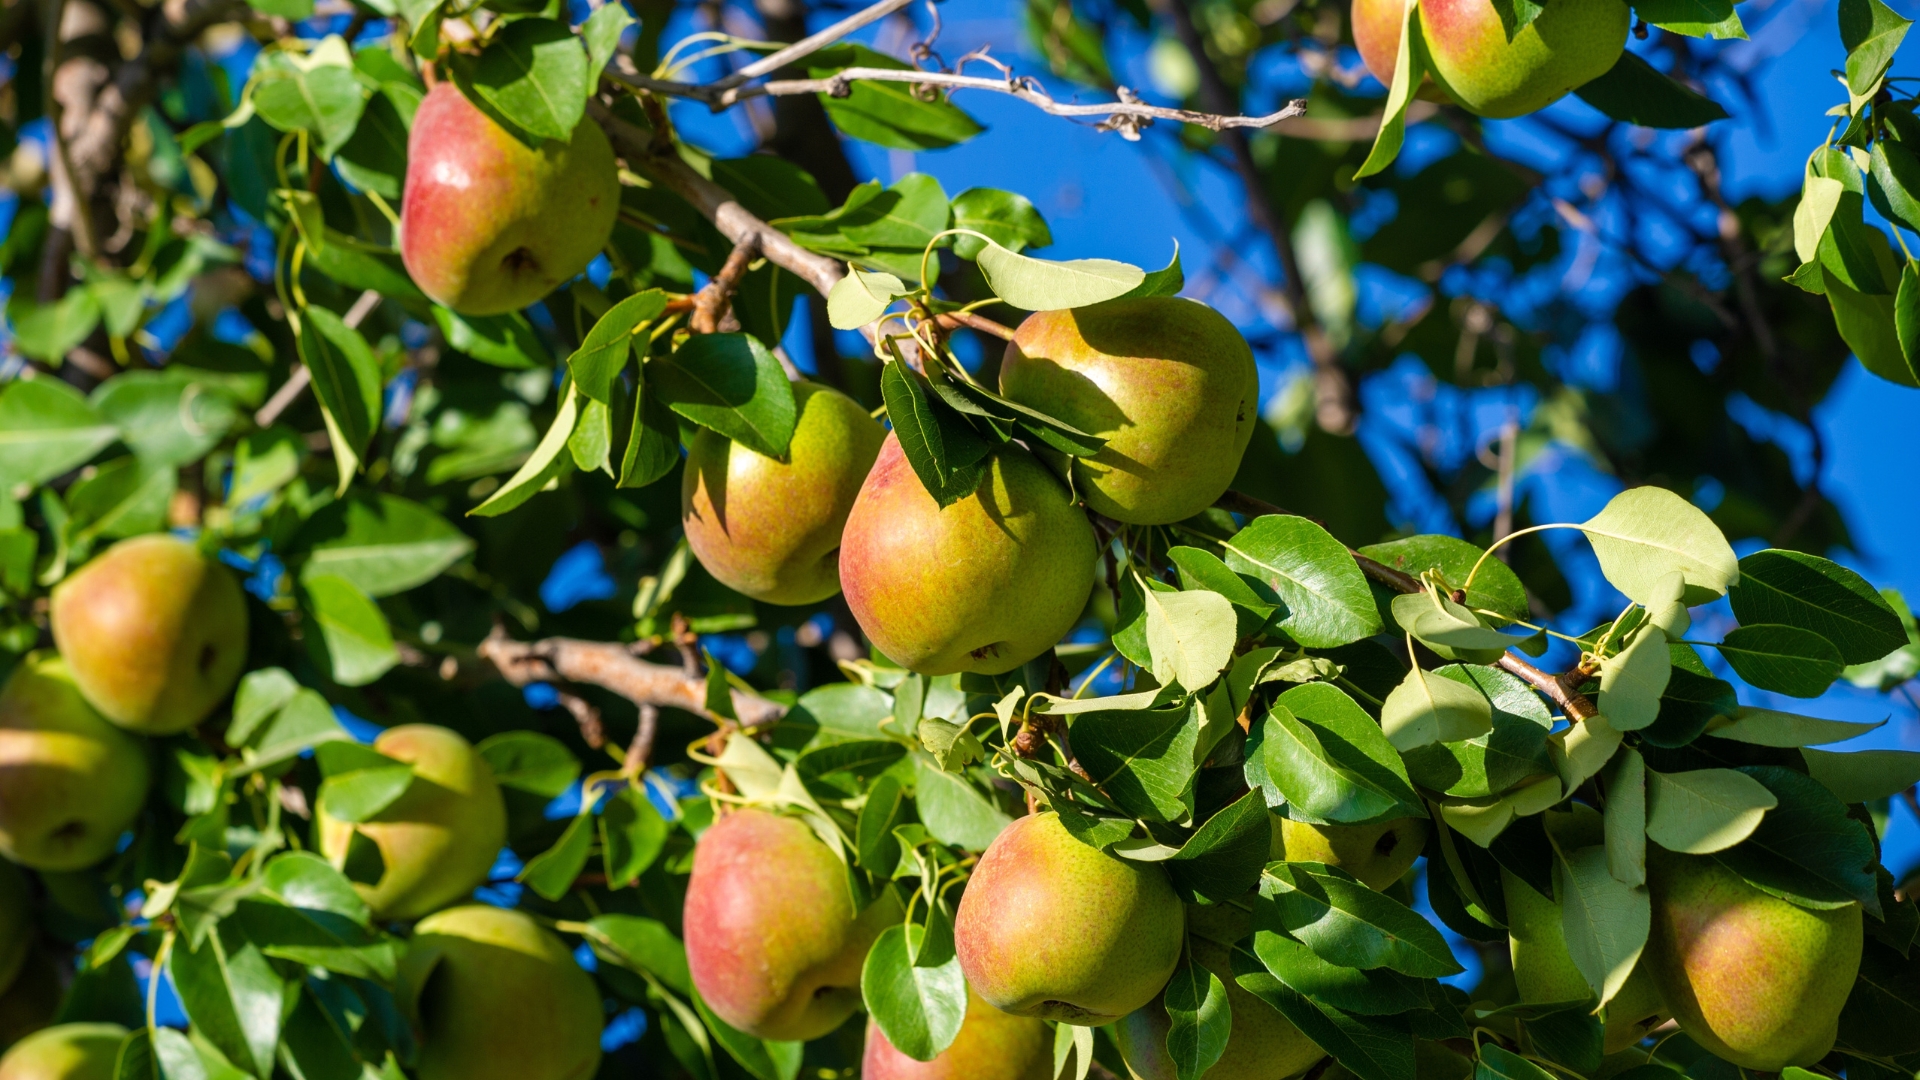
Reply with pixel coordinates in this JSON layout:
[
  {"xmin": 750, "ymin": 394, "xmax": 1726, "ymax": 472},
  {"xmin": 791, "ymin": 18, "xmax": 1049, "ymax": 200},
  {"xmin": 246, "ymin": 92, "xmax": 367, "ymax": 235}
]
[
  {"xmin": 557, "ymin": 690, "xmax": 606, "ymax": 749},
  {"xmin": 709, "ymin": 0, "xmax": 918, "ymax": 89},
  {"xmin": 691, "ymin": 236, "xmax": 761, "ymax": 333},
  {"xmin": 478, "ymin": 625, "xmax": 786, "ymax": 729},
  {"xmin": 623, "ymin": 703, "xmax": 660, "ymax": 776},
  {"xmin": 931, "ymin": 310, "xmax": 1015, "ymax": 340}
]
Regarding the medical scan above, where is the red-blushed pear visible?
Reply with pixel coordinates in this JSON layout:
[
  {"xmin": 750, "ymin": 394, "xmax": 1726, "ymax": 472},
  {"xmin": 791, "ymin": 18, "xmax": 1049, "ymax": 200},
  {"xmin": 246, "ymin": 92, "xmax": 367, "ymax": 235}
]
[
  {"xmin": 1419, "ymin": 0, "xmax": 1627, "ymax": 118},
  {"xmin": 1352, "ymin": 0, "xmax": 1410, "ymax": 88},
  {"xmin": 839, "ymin": 436, "xmax": 1096, "ymax": 675},
  {"xmin": 1111, "ymin": 934, "xmax": 1324, "ymax": 1080},
  {"xmin": 0, "ymin": 656, "xmax": 150, "ymax": 872},
  {"xmin": 684, "ymin": 808, "xmax": 898, "ymax": 1041},
  {"xmin": 999, "ymin": 298, "xmax": 1258, "ymax": 525},
  {"xmin": 399, "ymin": 905, "xmax": 602, "ymax": 1080},
  {"xmin": 955, "ymin": 812, "xmax": 1184, "ymax": 1025},
  {"xmin": 0, "ymin": 1024, "xmax": 125, "ymax": 1080},
  {"xmin": 49, "ymin": 534, "xmax": 248, "ymax": 735},
  {"xmin": 1271, "ymin": 816, "xmax": 1427, "ymax": 891},
  {"xmin": 1644, "ymin": 848, "xmax": 1861, "ymax": 1071},
  {"xmin": 399, "ymin": 83, "xmax": 618, "ymax": 316},
  {"xmin": 1501, "ymin": 868, "xmax": 1667, "ymax": 1053},
  {"xmin": 683, "ymin": 382, "xmax": 887, "ymax": 606},
  {"xmin": 862, "ymin": 986, "xmax": 1052, "ymax": 1080},
  {"xmin": 317, "ymin": 725, "xmax": 506, "ymax": 921}
]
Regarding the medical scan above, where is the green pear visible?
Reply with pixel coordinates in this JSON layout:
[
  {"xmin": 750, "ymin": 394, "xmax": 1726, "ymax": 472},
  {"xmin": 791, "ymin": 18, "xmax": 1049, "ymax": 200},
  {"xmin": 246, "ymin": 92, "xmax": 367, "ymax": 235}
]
[
  {"xmin": 399, "ymin": 905, "xmax": 601, "ymax": 1080},
  {"xmin": 1418, "ymin": 0, "xmax": 1627, "ymax": 118},
  {"xmin": 955, "ymin": 812, "xmax": 1184, "ymax": 1025},
  {"xmin": 839, "ymin": 435, "xmax": 1096, "ymax": 675},
  {"xmin": 0, "ymin": 861, "xmax": 31, "ymax": 996},
  {"xmin": 683, "ymin": 381, "xmax": 887, "ymax": 606},
  {"xmin": 0, "ymin": 1024, "xmax": 125, "ymax": 1080},
  {"xmin": 0, "ymin": 656, "xmax": 150, "ymax": 871},
  {"xmin": 48, "ymin": 534, "xmax": 248, "ymax": 735},
  {"xmin": 1111, "ymin": 935, "xmax": 1325, "ymax": 1080},
  {"xmin": 862, "ymin": 986, "xmax": 1052, "ymax": 1080},
  {"xmin": 400, "ymin": 82, "xmax": 619, "ymax": 316},
  {"xmin": 1501, "ymin": 868, "xmax": 1667, "ymax": 1053},
  {"xmin": 1645, "ymin": 848, "xmax": 1861, "ymax": 1071},
  {"xmin": 317, "ymin": 724, "xmax": 506, "ymax": 922},
  {"xmin": 684, "ymin": 807, "xmax": 898, "ymax": 1041},
  {"xmin": 1271, "ymin": 816, "xmax": 1426, "ymax": 891},
  {"xmin": 999, "ymin": 298, "xmax": 1258, "ymax": 525}
]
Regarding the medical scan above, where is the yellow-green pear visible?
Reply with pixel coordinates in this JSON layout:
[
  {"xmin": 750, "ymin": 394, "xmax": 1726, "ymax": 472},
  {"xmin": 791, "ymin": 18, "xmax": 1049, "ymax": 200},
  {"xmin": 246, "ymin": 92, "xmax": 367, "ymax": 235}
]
[
  {"xmin": 1272, "ymin": 816, "xmax": 1426, "ymax": 891},
  {"xmin": 1418, "ymin": 0, "xmax": 1627, "ymax": 118},
  {"xmin": 0, "ymin": 1024, "xmax": 125, "ymax": 1080},
  {"xmin": 862, "ymin": 986, "xmax": 1052, "ymax": 1080},
  {"xmin": 1111, "ymin": 935, "xmax": 1325, "ymax": 1080},
  {"xmin": 1501, "ymin": 868, "xmax": 1667, "ymax": 1053},
  {"xmin": 0, "ymin": 656, "xmax": 150, "ymax": 871},
  {"xmin": 49, "ymin": 534, "xmax": 248, "ymax": 735},
  {"xmin": 399, "ymin": 905, "xmax": 601, "ymax": 1080},
  {"xmin": 682, "ymin": 382, "xmax": 887, "ymax": 606},
  {"xmin": 955, "ymin": 812, "xmax": 1184, "ymax": 1025},
  {"xmin": 684, "ymin": 807, "xmax": 898, "ymax": 1041},
  {"xmin": 1000, "ymin": 298, "xmax": 1259, "ymax": 525},
  {"xmin": 317, "ymin": 725, "xmax": 506, "ymax": 921},
  {"xmin": 1645, "ymin": 848, "xmax": 1861, "ymax": 1071}
]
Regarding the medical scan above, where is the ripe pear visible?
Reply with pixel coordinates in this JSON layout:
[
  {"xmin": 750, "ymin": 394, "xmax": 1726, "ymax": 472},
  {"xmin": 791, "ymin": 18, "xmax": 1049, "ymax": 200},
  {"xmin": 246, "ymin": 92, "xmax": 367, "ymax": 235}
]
[
  {"xmin": 400, "ymin": 83, "xmax": 619, "ymax": 316},
  {"xmin": 49, "ymin": 534, "xmax": 248, "ymax": 735},
  {"xmin": 1111, "ymin": 935, "xmax": 1325, "ymax": 1080},
  {"xmin": 684, "ymin": 807, "xmax": 898, "ymax": 1041},
  {"xmin": 955, "ymin": 812, "xmax": 1184, "ymax": 1025},
  {"xmin": 317, "ymin": 724, "xmax": 506, "ymax": 922},
  {"xmin": 1645, "ymin": 848, "xmax": 1861, "ymax": 1071},
  {"xmin": 999, "ymin": 298, "xmax": 1258, "ymax": 525},
  {"xmin": 1501, "ymin": 869, "xmax": 1666, "ymax": 1053},
  {"xmin": 839, "ymin": 436, "xmax": 1096, "ymax": 675},
  {"xmin": 399, "ymin": 905, "xmax": 601, "ymax": 1080},
  {"xmin": 1418, "ymin": 0, "xmax": 1627, "ymax": 118},
  {"xmin": 0, "ymin": 1024, "xmax": 125, "ymax": 1080},
  {"xmin": 1350, "ymin": 0, "xmax": 1454, "ymax": 102},
  {"xmin": 0, "ymin": 656, "xmax": 150, "ymax": 872},
  {"xmin": 1272, "ymin": 816, "xmax": 1426, "ymax": 891},
  {"xmin": 683, "ymin": 382, "xmax": 887, "ymax": 606},
  {"xmin": 862, "ymin": 986, "xmax": 1052, "ymax": 1080}
]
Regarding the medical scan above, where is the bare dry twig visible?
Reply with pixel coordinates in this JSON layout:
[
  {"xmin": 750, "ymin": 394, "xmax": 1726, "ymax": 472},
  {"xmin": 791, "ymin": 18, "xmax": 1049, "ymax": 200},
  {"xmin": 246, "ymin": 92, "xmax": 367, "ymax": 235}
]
[{"xmin": 478, "ymin": 625, "xmax": 787, "ymax": 729}]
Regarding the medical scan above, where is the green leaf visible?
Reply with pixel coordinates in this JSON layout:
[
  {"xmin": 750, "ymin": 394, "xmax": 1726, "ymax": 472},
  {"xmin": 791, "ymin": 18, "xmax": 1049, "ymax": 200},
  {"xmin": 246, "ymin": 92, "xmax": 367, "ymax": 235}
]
[
  {"xmin": 582, "ymin": 1, "xmax": 635, "ymax": 78},
  {"xmin": 1381, "ymin": 664, "xmax": 1492, "ymax": 752},
  {"xmin": 1729, "ymin": 550, "xmax": 1908, "ymax": 665},
  {"xmin": 1801, "ymin": 747, "xmax": 1920, "ymax": 803},
  {"xmin": 0, "ymin": 378, "xmax": 120, "ymax": 490},
  {"xmin": 470, "ymin": 386, "xmax": 580, "ymax": 518},
  {"xmin": 1142, "ymin": 586, "xmax": 1236, "ymax": 691},
  {"xmin": 1897, "ymin": 261, "xmax": 1920, "ymax": 368},
  {"xmin": 296, "ymin": 493, "xmax": 474, "ymax": 597},
  {"xmin": 1258, "ymin": 862, "xmax": 1463, "ymax": 977},
  {"xmin": 252, "ymin": 38, "xmax": 366, "ymax": 157},
  {"xmin": 1390, "ymin": 592, "xmax": 1520, "ymax": 655},
  {"xmin": 519, "ymin": 795, "xmax": 598, "ymax": 901},
  {"xmin": 1401, "ymin": 665, "xmax": 1554, "ymax": 800},
  {"xmin": 333, "ymin": 90, "xmax": 411, "ymax": 200},
  {"xmin": 459, "ymin": 18, "xmax": 588, "ymax": 144},
  {"xmin": 841, "ymin": 173, "xmax": 949, "ymax": 251},
  {"xmin": 1870, "ymin": 137, "xmax": 1920, "ymax": 233},
  {"xmin": 169, "ymin": 920, "xmax": 286, "ymax": 1077},
  {"xmin": 67, "ymin": 457, "xmax": 175, "ymax": 543},
  {"xmin": 1838, "ymin": 937, "xmax": 1920, "ymax": 1055},
  {"xmin": 601, "ymin": 785, "xmax": 669, "ymax": 887},
  {"xmin": 950, "ymin": 188, "xmax": 1051, "ymax": 259},
  {"xmin": 808, "ymin": 45, "xmax": 984, "ymax": 151},
  {"xmin": 1706, "ymin": 706, "xmax": 1883, "ymax": 747},
  {"xmin": 7, "ymin": 288, "xmax": 101, "ymax": 361},
  {"xmin": 1645, "ymin": 768, "xmax": 1776, "ymax": 854},
  {"xmin": 279, "ymin": 985, "xmax": 361, "ymax": 1080},
  {"xmin": 1224, "ymin": 516, "xmax": 1381, "ymax": 648},
  {"xmin": 434, "ymin": 307, "xmax": 546, "ymax": 368},
  {"xmin": 692, "ymin": 990, "xmax": 803, "ymax": 1080},
  {"xmin": 877, "ymin": 361, "xmax": 989, "ymax": 507},
  {"xmin": 1477, "ymin": 1043, "xmax": 1560, "ymax": 1080},
  {"xmin": 1714, "ymin": 765, "xmax": 1879, "ymax": 912},
  {"xmin": 476, "ymin": 730, "xmax": 581, "ymax": 796},
  {"xmin": 1354, "ymin": 0, "xmax": 1428, "ymax": 179},
  {"xmin": 581, "ymin": 913, "xmax": 692, "ymax": 995},
  {"xmin": 860, "ymin": 922, "xmax": 966, "ymax": 1062},
  {"xmin": 911, "ymin": 753, "xmax": 1010, "ymax": 849},
  {"xmin": 302, "ymin": 573, "xmax": 399, "ymax": 686},
  {"xmin": 1231, "ymin": 948, "xmax": 1417, "ymax": 1080},
  {"xmin": 262, "ymin": 850, "xmax": 370, "ymax": 925},
  {"xmin": 1257, "ymin": 701, "xmax": 1423, "ymax": 826},
  {"xmin": 298, "ymin": 306, "xmax": 383, "ymax": 489},
  {"xmin": 826, "ymin": 266, "xmax": 907, "ymax": 330},
  {"xmin": 1353, "ymin": 535, "xmax": 1536, "ymax": 620},
  {"xmin": 1603, "ymin": 748, "xmax": 1646, "ymax": 886},
  {"xmin": 1626, "ymin": 0, "xmax": 1745, "ymax": 37},
  {"xmin": 1554, "ymin": 845, "xmax": 1648, "ymax": 1007},
  {"xmin": 1576, "ymin": 51, "xmax": 1736, "ymax": 127},
  {"xmin": 569, "ymin": 289, "xmax": 669, "ymax": 404},
  {"xmin": 239, "ymin": 687, "xmax": 350, "ymax": 771},
  {"xmin": 1247, "ymin": 930, "xmax": 1428, "ymax": 1015},
  {"xmin": 570, "ymin": 397, "xmax": 614, "ymax": 476},
  {"xmin": 229, "ymin": 668, "xmax": 307, "ymax": 745},
  {"xmin": 315, "ymin": 755, "xmax": 414, "ymax": 823},
  {"xmin": 1599, "ymin": 626, "xmax": 1671, "ymax": 732},
  {"xmin": 92, "ymin": 371, "xmax": 240, "ymax": 468},
  {"xmin": 619, "ymin": 376, "xmax": 682, "ymax": 490},
  {"xmin": 1716, "ymin": 624, "xmax": 1845, "ymax": 697},
  {"xmin": 1840, "ymin": 0, "xmax": 1912, "ymax": 97},
  {"xmin": 1827, "ymin": 268, "xmax": 1920, "ymax": 386},
  {"xmin": 1163, "ymin": 958, "xmax": 1230, "ymax": 1080},
  {"xmin": 1579, "ymin": 486, "xmax": 1739, "ymax": 605},
  {"xmin": 651, "ymin": 333, "xmax": 798, "ymax": 460},
  {"xmin": 972, "ymin": 237, "xmax": 1144, "ymax": 311},
  {"xmin": 1166, "ymin": 789, "xmax": 1272, "ymax": 903},
  {"xmin": 1071, "ymin": 705, "xmax": 1200, "ymax": 824}
]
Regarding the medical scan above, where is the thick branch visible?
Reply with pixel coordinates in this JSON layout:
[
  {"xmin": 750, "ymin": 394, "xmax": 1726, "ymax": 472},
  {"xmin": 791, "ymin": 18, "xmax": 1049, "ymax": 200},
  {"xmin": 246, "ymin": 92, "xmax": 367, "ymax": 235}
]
[{"xmin": 479, "ymin": 627, "xmax": 787, "ymax": 730}]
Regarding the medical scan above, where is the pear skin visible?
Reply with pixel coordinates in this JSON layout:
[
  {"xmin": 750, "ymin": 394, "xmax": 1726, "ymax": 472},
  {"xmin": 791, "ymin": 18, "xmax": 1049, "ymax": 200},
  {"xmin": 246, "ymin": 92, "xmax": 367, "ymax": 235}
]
[
  {"xmin": 955, "ymin": 812, "xmax": 1184, "ymax": 1025},
  {"xmin": 1110, "ymin": 935, "xmax": 1325, "ymax": 1080},
  {"xmin": 1272, "ymin": 816, "xmax": 1426, "ymax": 891},
  {"xmin": 862, "ymin": 986, "xmax": 1052, "ymax": 1080},
  {"xmin": 49, "ymin": 534, "xmax": 248, "ymax": 735},
  {"xmin": 1418, "ymin": 0, "xmax": 1627, "ymax": 118},
  {"xmin": 682, "ymin": 382, "xmax": 886, "ymax": 605},
  {"xmin": 0, "ymin": 656, "xmax": 151, "ymax": 871},
  {"xmin": 684, "ymin": 808, "xmax": 897, "ymax": 1041},
  {"xmin": 0, "ymin": 1024, "xmax": 125, "ymax": 1080},
  {"xmin": 1000, "ymin": 298, "xmax": 1258, "ymax": 525},
  {"xmin": 400, "ymin": 905, "xmax": 601, "ymax": 1080},
  {"xmin": 1501, "ymin": 868, "xmax": 1667, "ymax": 1053},
  {"xmin": 317, "ymin": 725, "xmax": 506, "ymax": 921}
]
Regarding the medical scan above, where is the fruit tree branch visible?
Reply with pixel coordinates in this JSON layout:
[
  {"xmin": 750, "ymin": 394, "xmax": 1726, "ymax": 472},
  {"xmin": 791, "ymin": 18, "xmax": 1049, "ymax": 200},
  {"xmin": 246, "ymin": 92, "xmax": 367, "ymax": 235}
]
[
  {"xmin": 690, "ymin": 235, "xmax": 761, "ymax": 334},
  {"xmin": 709, "ymin": 0, "xmax": 918, "ymax": 90},
  {"xmin": 478, "ymin": 626, "xmax": 788, "ymax": 729}
]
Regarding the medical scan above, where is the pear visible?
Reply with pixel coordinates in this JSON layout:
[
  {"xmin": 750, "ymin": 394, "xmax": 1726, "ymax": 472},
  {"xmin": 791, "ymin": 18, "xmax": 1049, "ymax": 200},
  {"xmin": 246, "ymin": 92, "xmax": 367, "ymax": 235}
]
[
  {"xmin": 999, "ymin": 297, "xmax": 1258, "ymax": 525},
  {"xmin": 0, "ymin": 656, "xmax": 151, "ymax": 871},
  {"xmin": 317, "ymin": 724, "xmax": 506, "ymax": 922},
  {"xmin": 684, "ymin": 807, "xmax": 898, "ymax": 1041},
  {"xmin": 1111, "ymin": 935, "xmax": 1325, "ymax": 1080},
  {"xmin": 839, "ymin": 436, "xmax": 1096, "ymax": 675},
  {"xmin": 1645, "ymin": 848, "xmax": 1861, "ymax": 1071},
  {"xmin": 399, "ymin": 83, "xmax": 619, "ymax": 316},
  {"xmin": 862, "ymin": 986, "xmax": 1052, "ymax": 1080},
  {"xmin": 1418, "ymin": 0, "xmax": 1627, "ymax": 118},
  {"xmin": 1501, "ymin": 868, "xmax": 1667, "ymax": 1053},
  {"xmin": 955, "ymin": 812, "xmax": 1184, "ymax": 1025},
  {"xmin": 0, "ymin": 1024, "xmax": 125, "ymax": 1080},
  {"xmin": 400, "ymin": 905, "xmax": 602, "ymax": 1080},
  {"xmin": 49, "ymin": 534, "xmax": 248, "ymax": 735},
  {"xmin": 682, "ymin": 381, "xmax": 887, "ymax": 606},
  {"xmin": 1272, "ymin": 816, "xmax": 1426, "ymax": 891}
]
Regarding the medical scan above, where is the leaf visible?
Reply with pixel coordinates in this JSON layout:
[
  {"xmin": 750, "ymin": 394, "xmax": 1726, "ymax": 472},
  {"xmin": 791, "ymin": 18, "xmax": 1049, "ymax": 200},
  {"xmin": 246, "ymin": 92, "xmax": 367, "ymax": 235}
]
[
  {"xmin": 1801, "ymin": 747, "xmax": 1920, "ymax": 803},
  {"xmin": 1627, "ymin": 0, "xmax": 1745, "ymax": 37},
  {"xmin": 262, "ymin": 851, "xmax": 369, "ymax": 925},
  {"xmin": 651, "ymin": 334, "xmax": 798, "ymax": 460},
  {"xmin": 169, "ymin": 920, "xmax": 287, "ymax": 1077},
  {"xmin": 1579, "ymin": 487, "xmax": 1739, "ymax": 605},
  {"xmin": 1163, "ymin": 959, "xmax": 1231, "ymax": 1080},
  {"xmin": 1258, "ymin": 863, "xmax": 1463, "ymax": 978},
  {"xmin": 1713, "ymin": 765, "xmax": 1879, "ymax": 912},
  {"xmin": 1838, "ymin": 937, "xmax": 1920, "ymax": 1054},
  {"xmin": 1572, "ymin": 50, "xmax": 1732, "ymax": 128},
  {"xmin": 296, "ymin": 493, "xmax": 473, "ymax": 598},
  {"xmin": 1166, "ymin": 790, "xmax": 1273, "ymax": 903},
  {"xmin": 1123, "ymin": 244, "xmax": 1184, "ymax": 299},
  {"xmin": 92, "ymin": 371, "xmax": 240, "ymax": 468},
  {"xmin": 1071, "ymin": 705, "xmax": 1200, "ymax": 824},
  {"xmin": 860, "ymin": 922, "xmax": 966, "ymax": 1062},
  {"xmin": 238, "ymin": 687, "xmax": 350, "ymax": 769},
  {"xmin": 1257, "ymin": 702, "xmax": 1424, "ymax": 826},
  {"xmin": 1354, "ymin": 0, "xmax": 1428, "ymax": 179},
  {"xmin": 878, "ymin": 361, "xmax": 990, "ymax": 507},
  {"xmin": 973, "ymin": 237, "xmax": 1144, "ymax": 311},
  {"xmin": 1707, "ymin": 706, "xmax": 1883, "ymax": 747},
  {"xmin": 1224, "ymin": 516, "xmax": 1381, "ymax": 648},
  {"xmin": 1477, "ymin": 1043, "xmax": 1561, "ymax": 1080},
  {"xmin": 1230, "ymin": 947, "xmax": 1417, "ymax": 1080},
  {"xmin": 1381, "ymin": 665, "xmax": 1493, "ymax": 752},
  {"xmin": 569, "ymin": 289, "xmax": 669, "ymax": 404},
  {"xmin": 0, "ymin": 378, "xmax": 119, "ymax": 490},
  {"xmin": 1603, "ymin": 748, "xmax": 1646, "ymax": 886},
  {"xmin": 1644, "ymin": 768, "xmax": 1776, "ymax": 854},
  {"xmin": 434, "ymin": 307, "xmax": 546, "ymax": 368},
  {"xmin": 252, "ymin": 39, "xmax": 366, "ymax": 157},
  {"xmin": 1871, "ymin": 137, "xmax": 1920, "ymax": 233},
  {"xmin": 582, "ymin": 1, "xmax": 634, "ymax": 78},
  {"xmin": 1401, "ymin": 665, "xmax": 1554, "ymax": 800},
  {"xmin": 1599, "ymin": 626, "xmax": 1671, "ymax": 732},
  {"xmin": 476, "ymin": 730, "xmax": 581, "ymax": 796},
  {"xmin": 1716, "ymin": 624, "xmax": 1846, "ymax": 697},
  {"xmin": 807, "ymin": 45, "xmax": 983, "ymax": 151},
  {"xmin": 298, "ymin": 306, "xmax": 383, "ymax": 489},
  {"xmin": 1827, "ymin": 268, "xmax": 1919, "ymax": 386},
  {"xmin": 619, "ymin": 376, "xmax": 682, "ymax": 489},
  {"xmin": 911, "ymin": 753, "xmax": 1010, "ymax": 849},
  {"xmin": 7, "ymin": 288, "xmax": 101, "ymax": 361},
  {"xmin": 460, "ymin": 18, "xmax": 588, "ymax": 144},
  {"xmin": 1729, "ymin": 550, "xmax": 1909, "ymax": 665},
  {"xmin": 67, "ymin": 457, "xmax": 174, "ymax": 542},
  {"xmin": 1898, "ymin": 260, "xmax": 1920, "ymax": 368},
  {"xmin": 519, "ymin": 796, "xmax": 597, "ymax": 901},
  {"xmin": 1554, "ymin": 845, "xmax": 1649, "ymax": 1007},
  {"xmin": 1142, "ymin": 587, "xmax": 1236, "ymax": 691},
  {"xmin": 1841, "ymin": 0, "xmax": 1912, "ymax": 97},
  {"xmin": 601, "ymin": 785, "xmax": 669, "ymax": 887},
  {"xmin": 333, "ymin": 90, "xmax": 410, "ymax": 200},
  {"xmin": 827, "ymin": 266, "xmax": 907, "ymax": 329},
  {"xmin": 302, "ymin": 573, "xmax": 399, "ymax": 686},
  {"xmin": 470, "ymin": 386, "xmax": 580, "ymax": 518},
  {"xmin": 315, "ymin": 757, "xmax": 413, "ymax": 823},
  {"xmin": 950, "ymin": 188, "xmax": 1051, "ymax": 259},
  {"xmin": 1390, "ymin": 592, "xmax": 1518, "ymax": 654}
]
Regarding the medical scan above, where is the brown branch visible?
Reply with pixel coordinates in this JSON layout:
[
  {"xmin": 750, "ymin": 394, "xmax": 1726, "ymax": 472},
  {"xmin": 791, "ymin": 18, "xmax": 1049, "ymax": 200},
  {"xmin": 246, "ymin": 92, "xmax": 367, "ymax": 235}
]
[
  {"xmin": 931, "ymin": 310, "xmax": 1015, "ymax": 341},
  {"xmin": 556, "ymin": 690, "xmax": 606, "ymax": 749},
  {"xmin": 478, "ymin": 625, "xmax": 786, "ymax": 729},
  {"xmin": 623, "ymin": 703, "xmax": 660, "ymax": 776},
  {"xmin": 690, "ymin": 235, "xmax": 761, "ymax": 334}
]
